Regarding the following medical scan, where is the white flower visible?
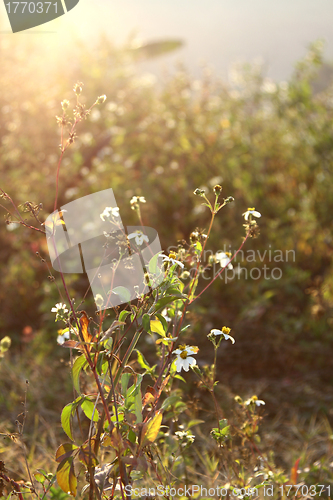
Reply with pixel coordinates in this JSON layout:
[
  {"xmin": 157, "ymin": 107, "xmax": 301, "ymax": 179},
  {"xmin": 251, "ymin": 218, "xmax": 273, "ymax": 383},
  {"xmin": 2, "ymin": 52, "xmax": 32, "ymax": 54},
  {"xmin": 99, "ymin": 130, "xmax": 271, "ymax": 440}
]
[
  {"xmin": 174, "ymin": 345, "xmax": 198, "ymax": 372},
  {"xmin": 128, "ymin": 230, "xmax": 149, "ymax": 246},
  {"xmin": 245, "ymin": 396, "xmax": 265, "ymax": 407},
  {"xmin": 130, "ymin": 196, "xmax": 146, "ymax": 204},
  {"xmin": 57, "ymin": 329, "xmax": 70, "ymax": 345},
  {"xmin": 242, "ymin": 207, "xmax": 261, "ymax": 221},
  {"xmin": 130, "ymin": 196, "xmax": 146, "ymax": 209},
  {"xmin": 100, "ymin": 207, "xmax": 120, "ymax": 221},
  {"xmin": 215, "ymin": 251, "xmax": 233, "ymax": 270},
  {"xmin": 161, "ymin": 253, "xmax": 184, "ymax": 269},
  {"xmin": 210, "ymin": 327, "xmax": 235, "ymax": 344},
  {"xmin": 51, "ymin": 303, "xmax": 69, "ymax": 314},
  {"xmin": 175, "ymin": 430, "xmax": 195, "ymax": 446}
]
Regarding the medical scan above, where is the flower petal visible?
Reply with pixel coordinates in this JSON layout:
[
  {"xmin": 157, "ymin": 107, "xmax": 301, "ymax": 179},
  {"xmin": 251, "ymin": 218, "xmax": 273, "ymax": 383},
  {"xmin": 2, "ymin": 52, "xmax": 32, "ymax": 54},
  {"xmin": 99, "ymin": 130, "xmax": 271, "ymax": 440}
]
[
  {"xmin": 211, "ymin": 329, "xmax": 222, "ymax": 336},
  {"xmin": 175, "ymin": 358, "xmax": 183, "ymax": 372}
]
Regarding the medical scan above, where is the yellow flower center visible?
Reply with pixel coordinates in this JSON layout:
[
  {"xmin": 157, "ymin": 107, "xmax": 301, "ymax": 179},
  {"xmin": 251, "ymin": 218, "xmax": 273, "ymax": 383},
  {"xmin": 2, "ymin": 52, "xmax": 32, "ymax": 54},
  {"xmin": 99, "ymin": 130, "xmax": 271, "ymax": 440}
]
[
  {"xmin": 222, "ymin": 326, "xmax": 231, "ymax": 335},
  {"xmin": 247, "ymin": 207, "xmax": 255, "ymax": 211},
  {"xmin": 180, "ymin": 351, "xmax": 188, "ymax": 359},
  {"xmin": 169, "ymin": 252, "xmax": 177, "ymax": 259}
]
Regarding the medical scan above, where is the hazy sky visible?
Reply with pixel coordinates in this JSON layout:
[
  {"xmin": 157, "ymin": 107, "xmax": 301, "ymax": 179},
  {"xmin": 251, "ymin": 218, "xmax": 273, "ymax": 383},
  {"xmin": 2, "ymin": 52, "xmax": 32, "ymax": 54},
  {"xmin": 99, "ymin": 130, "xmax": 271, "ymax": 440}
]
[{"xmin": 2, "ymin": 0, "xmax": 333, "ymax": 80}]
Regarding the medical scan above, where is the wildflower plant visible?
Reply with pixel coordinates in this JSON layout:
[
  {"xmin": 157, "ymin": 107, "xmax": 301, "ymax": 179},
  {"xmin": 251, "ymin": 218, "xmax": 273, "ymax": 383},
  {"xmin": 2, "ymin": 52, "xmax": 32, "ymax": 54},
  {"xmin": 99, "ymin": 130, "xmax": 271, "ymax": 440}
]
[{"xmin": 0, "ymin": 82, "xmax": 304, "ymax": 500}]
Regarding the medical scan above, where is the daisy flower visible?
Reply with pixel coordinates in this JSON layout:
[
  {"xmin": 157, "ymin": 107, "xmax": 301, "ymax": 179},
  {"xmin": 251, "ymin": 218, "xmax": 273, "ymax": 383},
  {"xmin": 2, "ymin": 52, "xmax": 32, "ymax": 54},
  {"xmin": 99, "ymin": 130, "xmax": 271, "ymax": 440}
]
[
  {"xmin": 128, "ymin": 230, "xmax": 149, "ymax": 246},
  {"xmin": 242, "ymin": 207, "xmax": 261, "ymax": 221},
  {"xmin": 57, "ymin": 328, "xmax": 70, "ymax": 345},
  {"xmin": 51, "ymin": 303, "xmax": 69, "ymax": 314},
  {"xmin": 130, "ymin": 196, "xmax": 146, "ymax": 210},
  {"xmin": 210, "ymin": 327, "xmax": 235, "ymax": 344},
  {"xmin": 174, "ymin": 345, "xmax": 199, "ymax": 372},
  {"xmin": 130, "ymin": 196, "xmax": 146, "ymax": 204},
  {"xmin": 100, "ymin": 207, "xmax": 120, "ymax": 221},
  {"xmin": 161, "ymin": 252, "xmax": 184, "ymax": 269},
  {"xmin": 245, "ymin": 396, "xmax": 265, "ymax": 407},
  {"xmin": 215, "ymin": 251, "xmax": 233, "ymax": 270}
]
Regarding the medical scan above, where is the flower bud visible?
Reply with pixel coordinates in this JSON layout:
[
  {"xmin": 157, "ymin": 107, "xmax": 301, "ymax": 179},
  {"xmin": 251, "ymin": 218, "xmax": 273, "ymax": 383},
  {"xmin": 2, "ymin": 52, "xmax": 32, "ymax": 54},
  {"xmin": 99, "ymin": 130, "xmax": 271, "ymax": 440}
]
[
  {"xmin": 224, "ymin": 196, "xmax": 235, "ymax": 204},
  {"xmin": 61, "ymin": 99, "xmax": 69, "ymax": 111},
  {"xmin": 213, "ymin": 184, "xmax": 222, "ymax": 196},
  {"xmin": 96, "ymin": 95, "xmax": 107, "ymax": 104},
  {"xmin": 73, "ymin": 82, "xmax": 83, "ymax": 95},
  {"xmin": 194, "ymin": 188, "xmax": 205, "ymax": 197},
  {"xmin": 0, "ymin": 336, "xmax": 11, "ymax": 352},
  {"xmin": 208, "ymin": 255, "xmax": 215, "ymax": 265},
  {"xmin": 190, "ymin": 231, "xmax": 199, "ymax": 243}
]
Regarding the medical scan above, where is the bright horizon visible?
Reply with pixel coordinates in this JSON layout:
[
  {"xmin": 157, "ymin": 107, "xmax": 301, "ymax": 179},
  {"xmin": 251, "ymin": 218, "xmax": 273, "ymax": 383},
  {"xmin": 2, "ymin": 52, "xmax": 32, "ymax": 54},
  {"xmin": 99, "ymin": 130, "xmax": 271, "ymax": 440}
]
[{"xmin": 1, "ymin": 0, "xmax": 333, "ymax": 80}]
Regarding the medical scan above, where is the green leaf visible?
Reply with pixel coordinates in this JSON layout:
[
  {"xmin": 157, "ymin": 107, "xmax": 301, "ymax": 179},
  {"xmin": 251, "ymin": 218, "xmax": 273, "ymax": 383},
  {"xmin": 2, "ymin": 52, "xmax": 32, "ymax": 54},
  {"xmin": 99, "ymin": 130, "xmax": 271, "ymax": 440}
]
[
  {"xmin": 219, "ymin": 419, "xmax": 228, "ymax": 429},
  {"xmin": 60, "ymin": 403, "xmax": 75, "ymax": 441},
  {"xmin": 165, "ymin": 286, "xmax": 187, "ymax": 298},
  {"xmin": 96, "ymin": 352, "xmax": 108, "ymax": 376},
  {"xmin": 140, "ymin": 412, "xmax": 163, "ymax": 447},
  {"xmin": 72, "ymin": 354, "xmax": 88, "ymax": 394},
  {"xmin": 135, "ymin": 350, "xmax": 151, "ymax": 371},
  {"xmin": 112, "ymin": 286, "xmax": 131, "ymax": 303},
  {"xmin": 126, "ymin": 374, "xmax": 143, "ymax": 399},
  {"xmin": 133, "ymin": 386, "xmax": 142, "ymax": 423},
  {"xmin": 80, "ymin": 398, "xmax": 99, "ymax": 422},
  {"xmin": 119, "ymin": 310, "xmax": 131, "ymax": 322},
  {"xmin": 121, "ymin": 373, "xmax": 131, "ymax": 397},
  {"xmin": 128, "ymin": 429, "xmax": 136, "ymax": 444},
  {"xmin": 194, "ymin": 241, "xmax": 202, "ymax": 254},
  {"xmin": 149, "ymin": 252, "xmax": 161, "ymax": 275},
  {"xmin": 187, "ymin": 419, "xmax": 205, "ymax": 429},
  {"xmin": 55, "ymin": 443, "xmax": 79, "ymax": 463},
  {"xmin": 153, "ymin": 296, "xmax": 178, "ymax": 313},
  {"xmin": 56, "ymin": 457, "xmax": 77, "ymax": 497},
  {"xmin": 161, "ymin": 395, "xmax": 181, "ymax": 410},
  {"xmin": 155, "ymin": 313, "xmax": 168, "ymax": 333},
  {"xmin": 188, "ymin": 276, "xmax": 199, "ymax": 302},
  {"xmin": 142, "ymin": 313, "xmax": 150, "ymax": 333},
  {"xmin": 220, "ymin": 426, "xmax": 230, "ymax": 436},
  {"xmin": 111, "ymin": 412, "xmax": 124, "ymax": 423},
  {"xmin": 150, "ymin": 318, "xmax": 166, "ymax": 337},
  {"xmin": 33, "ymin": 471, "xmax": 47, "ymax": 484}
]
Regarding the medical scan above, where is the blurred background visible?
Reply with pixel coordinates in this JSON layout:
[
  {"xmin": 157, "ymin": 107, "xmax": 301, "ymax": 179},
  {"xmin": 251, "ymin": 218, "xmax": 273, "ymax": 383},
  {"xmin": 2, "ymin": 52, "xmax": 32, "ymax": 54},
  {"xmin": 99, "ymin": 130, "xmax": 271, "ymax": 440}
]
[{"xmin": 1, "ymin": 0, "xmax": 333, "ymax": 478}]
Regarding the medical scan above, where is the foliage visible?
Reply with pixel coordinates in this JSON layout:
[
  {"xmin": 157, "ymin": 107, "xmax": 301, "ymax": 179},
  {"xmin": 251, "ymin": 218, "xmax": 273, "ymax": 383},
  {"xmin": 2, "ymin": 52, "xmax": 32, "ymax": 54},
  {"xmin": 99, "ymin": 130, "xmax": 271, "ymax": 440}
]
[{"xmin": 0, "ymin": 37, "xmax": 333, "ymax": 498}]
